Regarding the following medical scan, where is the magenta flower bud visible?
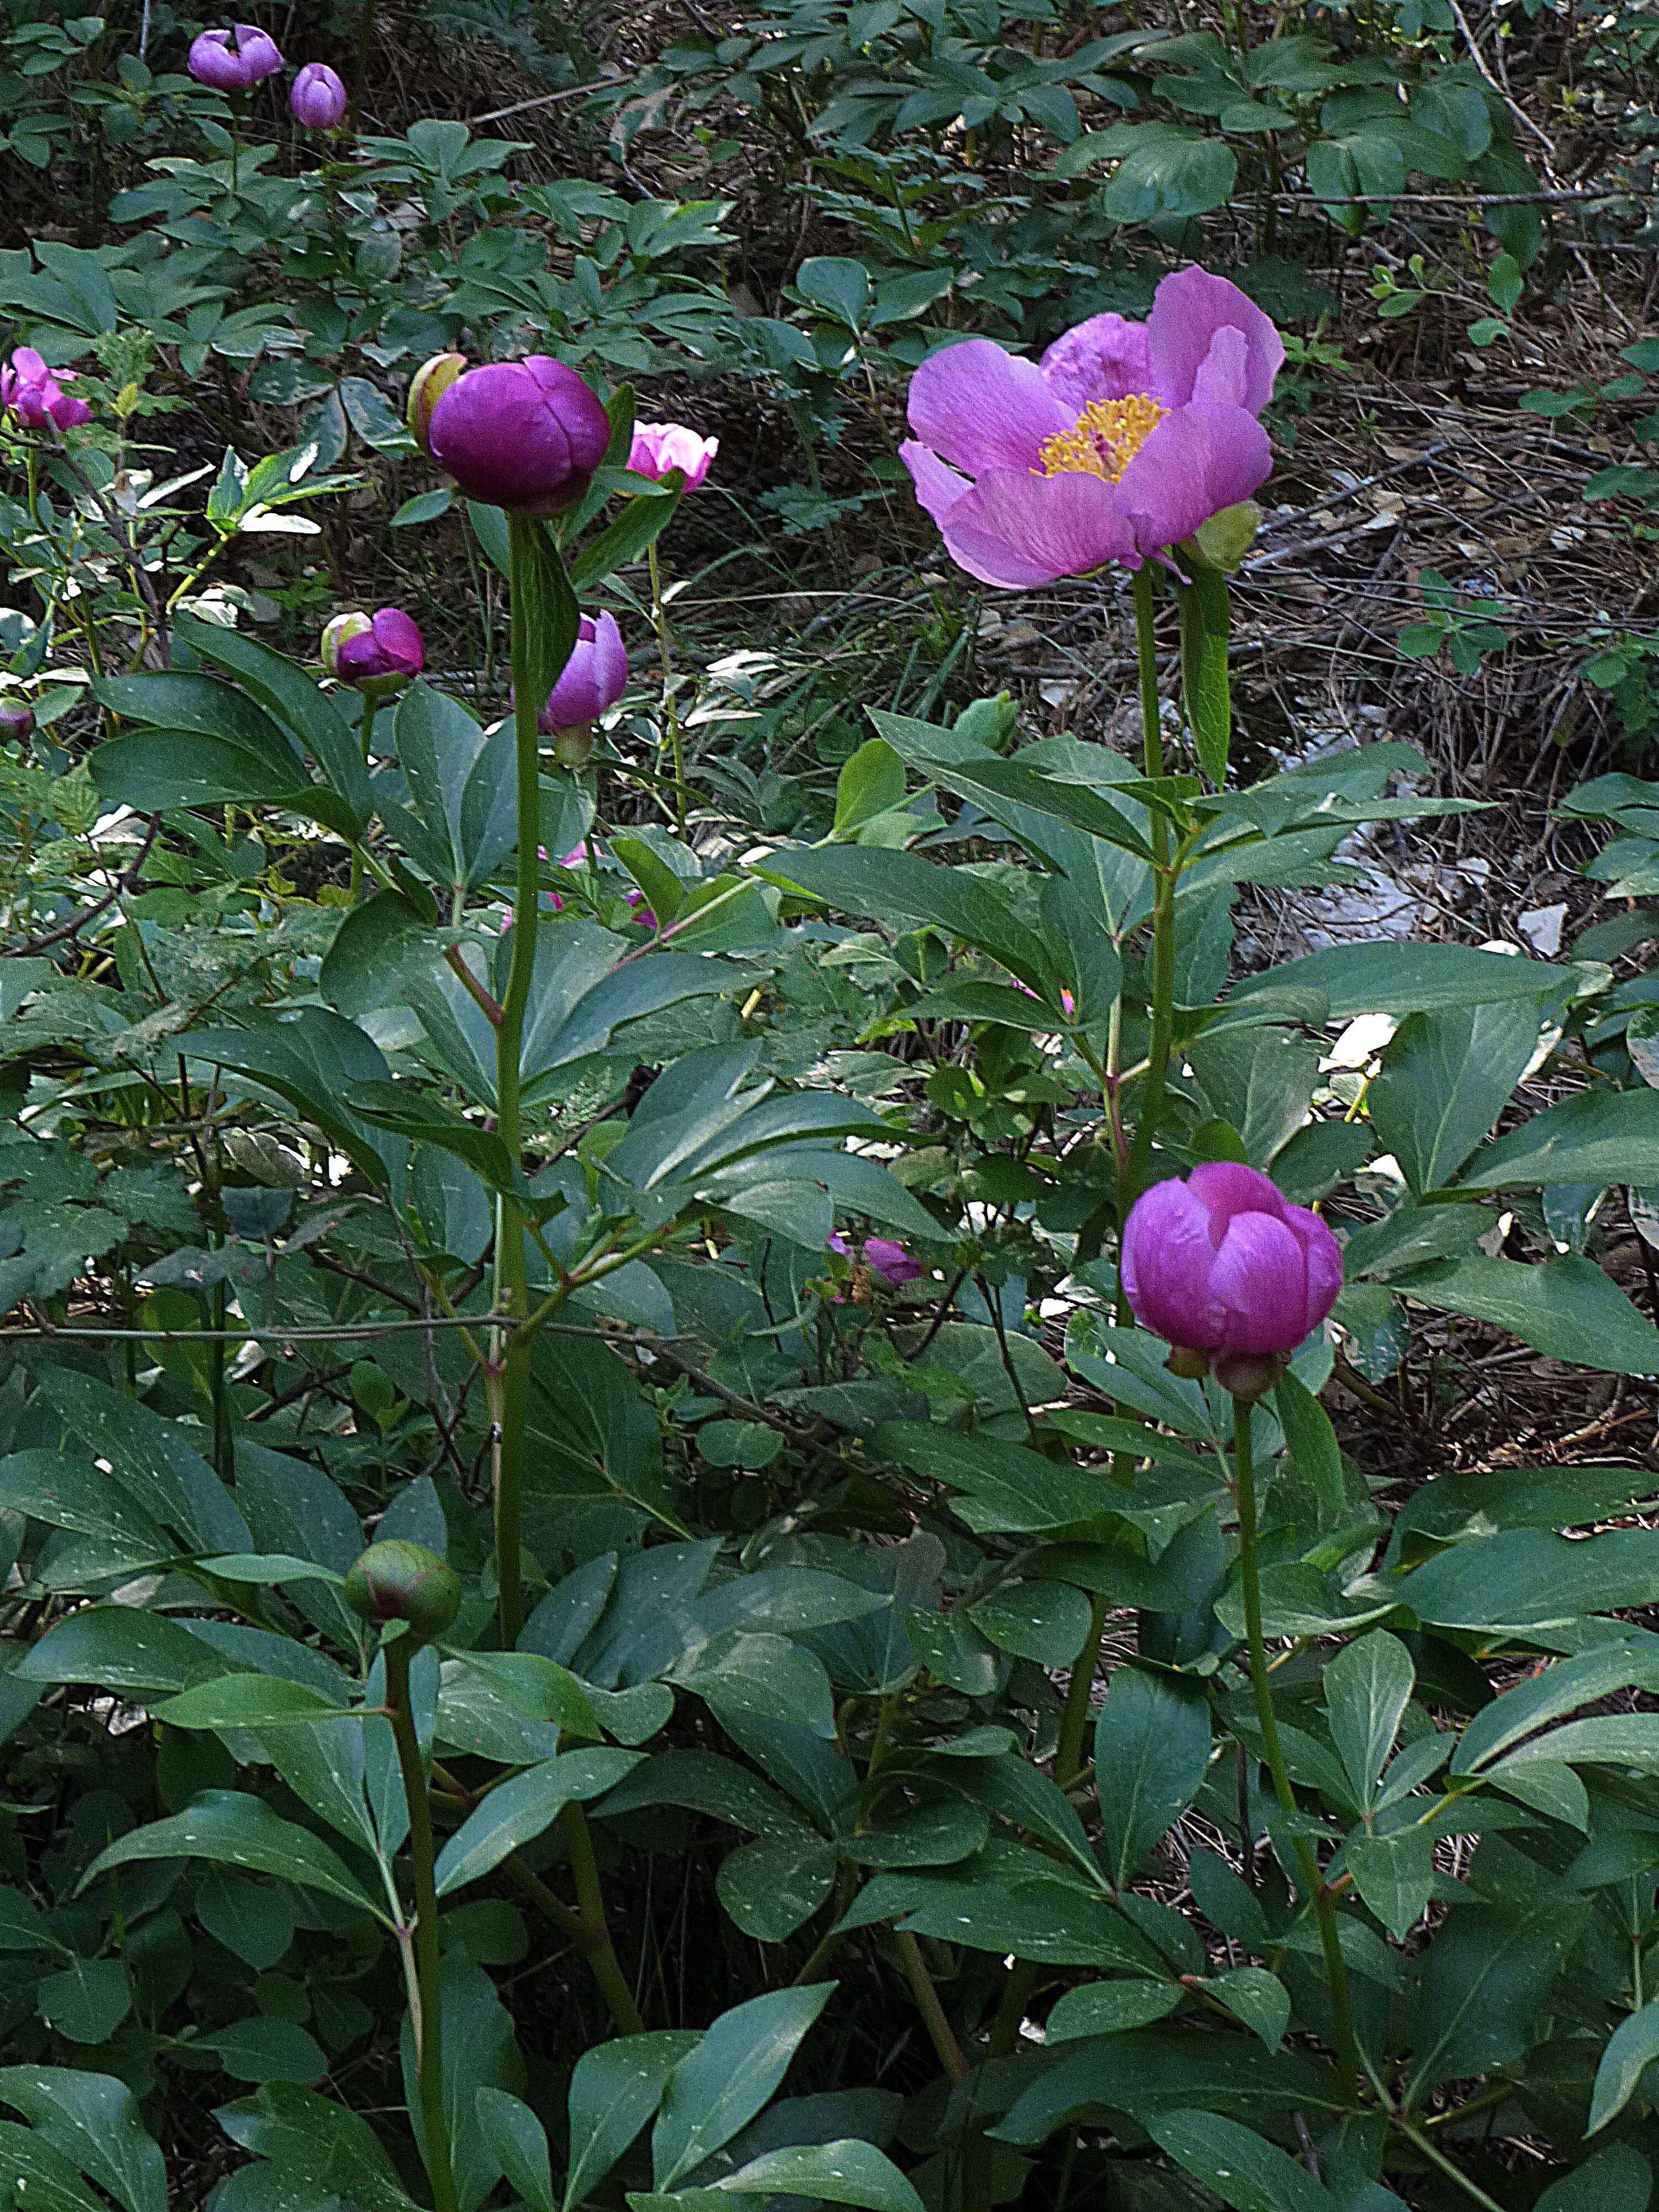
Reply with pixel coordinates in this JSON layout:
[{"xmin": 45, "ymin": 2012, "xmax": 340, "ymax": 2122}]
[
  {"xmin": 187, "ymin": 23, "xmax": 284, "ymax": 89},
  {"xmin": 290, "ymin": 61, "xmax": 347, "ymax": 128},
  {"xmin": 1, "ymin": 347, "xmax": 90, "ymax": 433},
  {"xmin": 0, "ymin": 697, "xmax": 33, "ymax": 741},
  {"xmin": 426, "ymin": 356, "xmax": 611, "ymax": 516},
  {"xmin": 342, "ymin": 1539, "xmax": 458, "ymax": 1639},
  {"xmin": 321, "ymin": 608, "xmax": 425, "ymax": 696},
  {"xmin": 629, "ymin": 420, "xmax": 718, "ymax": 490},
  {"xmin": 1120, "ymin": 1164, "xmax": 1342, "ymax": 1381},
  {"xmin": 536, "ymin": 611, "xmax": 628, "ymax": 740},
  {"xmin": 864, "ymin": 1237, "xmax": 924, "ymax": 1288}
]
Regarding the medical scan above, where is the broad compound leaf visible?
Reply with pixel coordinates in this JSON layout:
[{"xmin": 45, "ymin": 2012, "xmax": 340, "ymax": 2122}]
[
  {"xmin": 1094, "ymin": 1668, "xmax": 1212, "ymax": 1887},
  {"xmin": 1147, "ymin": 2111, "xmax": 1334, "ymax": 2212},
  {"xmin": 77, "ymin": 1791, "xmax": 386, "ymax": 1921},
  {"xmin": 1588, "ymin": 2000, "xmax": 1659, "ymax": 2133},
  {"xmin": 651, "ymin": 1986, "xmax": 834, "ymax": 2188},
  {"xmin": 0, "ymin": 2068, "xmax": 166, "ymax": 2212},
  {"xmin": 709, "ymin": 2142, "xmax": 925, "ymax": 2212},
  {"xmin": 566, "ymin": 2031, "xmax": 705, "ymax": 2211}
]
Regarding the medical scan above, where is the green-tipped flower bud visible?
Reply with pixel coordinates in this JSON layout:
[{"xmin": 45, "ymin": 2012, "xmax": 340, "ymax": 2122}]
[
  {"xmin": 406, "ymin": 351, "xmax": 465, "ymax": 455},
  {"xmin": 343, "ymin": 1539, "xmax": 459, "ymax": 1639}
]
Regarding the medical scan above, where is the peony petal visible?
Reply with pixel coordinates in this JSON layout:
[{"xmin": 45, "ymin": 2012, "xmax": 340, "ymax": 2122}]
[
  {"xmin": 1115, "ymin": 400, "xmax": 1271, "ymax": 559},
  {"xmin": 1190, "ymin": 326, "xmax": 1250, "ymax": 411},
  {"xmin": 1187, "ymin": 1162, "xmax": 1290, "ymax": 1243},
  {"xmin": 902, "ymin": 439, "xmax": 972, "ymax": 530},
  {"xmin": 1039, "ymin": 312, "xmax": 1154, "ymax": 412},
  {"xmin": 1209, "ymin": 1211, "xmax": 1310, "ymax": 1357},
  {"xmin": 1286, "ymin": 1204, "xmax": 1344, "ymax": 1335},
  {"xmin": 935, "ymin": 466, "xmax": 1135, "ymax": 589},
  {"xmin": 589, "ymin": 611, "xmax": 628, "ymax": 701},
  {"xmin": 907, "ymin": 339, "xmax": 1072, "ymax": 478},
  {"xmin": 1145, "ymin": 267, "xmax": 1284, "ymax": 416},
  {"xmin": 1121, "ymin": 1176, "xmax": 1227, "ymax": 1350}
]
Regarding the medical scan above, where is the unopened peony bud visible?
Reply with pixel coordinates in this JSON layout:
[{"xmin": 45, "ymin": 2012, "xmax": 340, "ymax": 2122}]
[
  {"xmin": 1120, "ymin": 1164, "xmax": 1341, "ymax": 1391},
  {"xmin": 537, "ymin": 612, "xmax": 627, "ymax": 758},
  {"xmin": 425, "ymin": 356, "xmax": 610, "ymax": 516},
  {"xmin": 290, "ymin": 61, "xmax": 347, "ymax": 129},
  {"xmin": 343, "ymin": 1540, "xmax": 458, "ymax": 1638},
  {"xmin": 0, "ymin": 697, "xmax": 34, "ymax": 742},
  {"xmin": 321, "ymin": 607, "xmax": 425, "ymax": 696}
]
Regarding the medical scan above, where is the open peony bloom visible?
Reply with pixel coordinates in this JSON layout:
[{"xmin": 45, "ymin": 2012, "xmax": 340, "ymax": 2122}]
[
  {"xmin": 321, "ymin": 608, "xmax": 424, "ymax": 695},
  {"xmin": 290, "ymin": 61, "xmax": 347, "ymax": 128},
  {"xmin": 900, "ymin": 267, "xmax": 1282, "ymax": 589},
  {"xmin": 420, "ymin": 354, "xmax": 610, "ymax": 517},
  {"xmin": 1121, "ymin": 1163, "xmax": 1340, "ymax": 1395},
  {"xmin": 187, "ymin": 23, "xmax": 284, "ymax": 88},
  {"xmin": 538, "ymin": 613, "xmax": 627, "ymax": 739},
  {"xmin": 1, "ymin": 347, "xmax": 90, "ymax": 432},
  {"xmin": 629, "ymin": 421, "xmax": 718, "ymax": 490}
]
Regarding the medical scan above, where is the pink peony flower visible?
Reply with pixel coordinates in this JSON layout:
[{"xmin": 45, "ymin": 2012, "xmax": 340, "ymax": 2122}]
[
  {"xmin": 900, "ymin": 267, "xmax": 1282, "ymax": 588},
  {"xmin": 2, "ymin": 348, "xmax": 90, "ymax": 432},
  {"xmin": 629, "ymin": 421, "xmax": 718, "ymax": 490},
  {"xmin": 1121, "ymin": 1164, "xmax": 1340, "ymax": 1390},
  {"xmin": 187, "ymin": 23, "xmax": 284, "ymax": 89}
]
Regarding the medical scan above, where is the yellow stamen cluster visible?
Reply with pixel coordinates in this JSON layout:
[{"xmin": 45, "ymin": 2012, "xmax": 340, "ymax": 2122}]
[{"xmin": 1037, "ymin": 393, "xmax": 1168, "ymax": 482}]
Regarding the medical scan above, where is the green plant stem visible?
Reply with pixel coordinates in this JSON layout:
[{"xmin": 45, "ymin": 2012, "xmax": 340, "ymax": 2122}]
[
  {"xmin": 1233, "ymin": 1397, "xmax": 1359, "ymax": 2100},
  {"xmin": 348, "ymin": 700, "xmax": 377, "ymax": 903},
  {"xmin": 560, "ymin": 1801, "xmax": 646, "ymax": 2034},
  {"xmin": 384, "ymin": 1634, "xmax": 459, "ymax": 2212},
  {"xmin": 492, "ymin": 515, "xmax": 550, "ymax": 1651},
  {"xmin": 647, "ymin": 540, "xmax": 686, "ymax": 833},
  {"xmin": 1056, "ymin": 1593, "xmax": 1109, "ymax": 1791},
  {"xmin": 1392, "ymin": 2118, "xmax": 1507, "ymax": 2212},
  {"xmin": 1122, "ymin": 565, "xmax": 1174, "ymax": 1211},
  {"xmin": 895, "ymin": 1929, "xmax": 967, "ymax": 2080}
]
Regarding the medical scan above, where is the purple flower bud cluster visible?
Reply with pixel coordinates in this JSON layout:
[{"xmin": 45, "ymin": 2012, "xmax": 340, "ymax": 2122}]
[{"xmin": 829, "ymin": 1234, "xmax": 926, "ymax": 1291}]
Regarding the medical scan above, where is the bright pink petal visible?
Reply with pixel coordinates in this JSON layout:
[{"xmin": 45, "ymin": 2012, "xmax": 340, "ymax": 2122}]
[
  {"xmin": 902, "ymin": 439, "xmax": 972, "ymax": 530},
  {"xmin": 935, "ymin": 466, "xmax": 1135, "ymax": 589},
  {"xmin": 907, "ymin": 339, "xmax": 1072, "ymax": 479},
  {"xmin": 1115, "ymin": 400, "xmax": 1272, "ymax": 558},
  {"xmin": 1209, "ymin": 1211, "xmax": 1309, "ymax": 1357},
  {"xmin": 1039, "ymin": 312, "xmax": 1154, "ymax": 412},
  {"xmin": 1121, "ymin": 1176, "xmax": 1227, "ymax": 1350},
  {"xmin": 1145, "ymin": 267, "xmax": 1284, "ymax": 416},
  {"xmin": 1187, "ymin": 1162, "xmax": 1290, "ymax": 1240},
  {"xmin": 1286, "ymin": 1204, "xmax": 1343, "ymax": 1334}
]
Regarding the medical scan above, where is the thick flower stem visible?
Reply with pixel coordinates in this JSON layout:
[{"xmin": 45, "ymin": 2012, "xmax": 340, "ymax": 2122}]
[
  {"xmin": 1123, "ymin": 565, "xmax": 1175, "ymax": 1211},
  {"xmin": 384, "ymin": 1635, "xmax": 459, "ymax": 2212},
  {"xmin": 1232, "ymin": 1398, "xmax": 1360, "ymax": 2099},
  {"xmin": 493, "ymin": 516, "xmax": 548, "ymax": 1651}
]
